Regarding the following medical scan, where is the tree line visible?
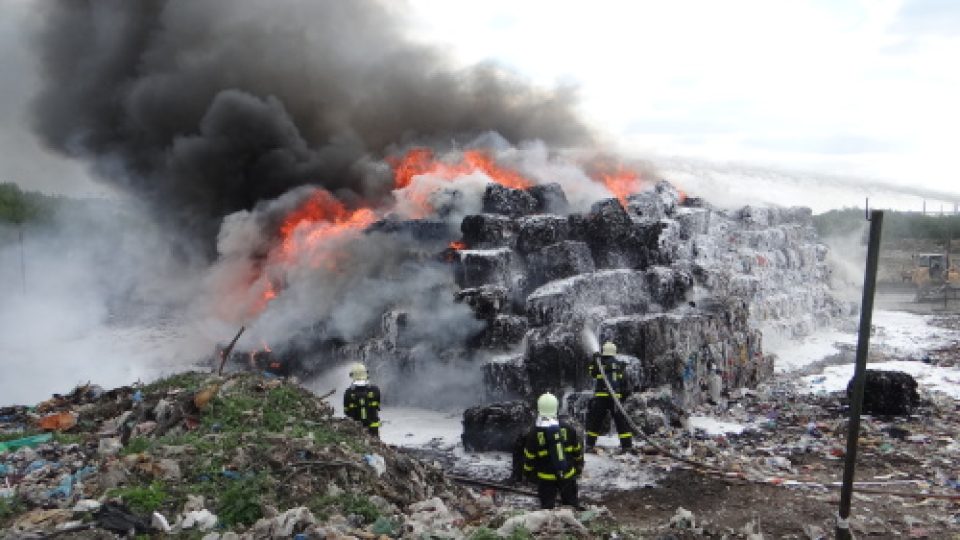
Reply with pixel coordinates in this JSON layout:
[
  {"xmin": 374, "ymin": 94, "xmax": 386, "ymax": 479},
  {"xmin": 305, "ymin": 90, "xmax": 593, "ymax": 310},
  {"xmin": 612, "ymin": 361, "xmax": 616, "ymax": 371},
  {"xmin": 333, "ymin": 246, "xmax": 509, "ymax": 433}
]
[
  {"xmin": 814, "ymin": 207, "xmax": 960, "ymax": 242},
  {"xmin": 0, "ymin": 183, "xmax": 60, "ymax": 225}
]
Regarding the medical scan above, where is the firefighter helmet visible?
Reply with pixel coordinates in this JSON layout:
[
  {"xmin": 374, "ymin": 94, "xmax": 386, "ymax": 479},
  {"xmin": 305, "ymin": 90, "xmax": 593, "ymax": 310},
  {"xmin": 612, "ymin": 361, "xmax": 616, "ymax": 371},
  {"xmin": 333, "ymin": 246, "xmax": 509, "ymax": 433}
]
[
  {"xmin": 601, "ymin": 341, "xmax": 617, "ymax": 356},
  {"xmin": 349, "ymin": 363, "xmax": 368, "ymax": 381},
  {"xmin": 537, "ymin": 392, "xmax": 559, "ymax": 418}
]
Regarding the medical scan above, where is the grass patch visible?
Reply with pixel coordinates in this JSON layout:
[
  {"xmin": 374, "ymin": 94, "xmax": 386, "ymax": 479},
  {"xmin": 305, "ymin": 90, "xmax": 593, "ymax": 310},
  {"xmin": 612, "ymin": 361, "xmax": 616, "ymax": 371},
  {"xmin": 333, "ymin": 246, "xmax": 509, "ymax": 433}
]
[
  {"xmin": 506, "ymin": 526, "xmax": 534, "ymax": 540},
  {"xmin": 142, "ymin": 371, "xmax": 208, "ymax": 394},
  {"xmin": 107, "ymin": 481, "xmax": 168, "ymax": 514},
  {"xmin": 0, "ymin": 497, "xmax": 26, "ymax": 526},
  {"xmin": 203, "ymin": 394, "xmax": 260, "ymax": 432},
  {"xmin": 121, "ymin": 437, "xmax": 152, "ymax": 455},
  {"xmin": 469, "ymin": 527, "xmax": 500, "ymax": 540},
  {"xmin": 218, "ymin": 476, "xmax": 265, "ymax": 527},
  {"xmin": 309, "ymin": 492, "xmax": 380, "ymax": 524},
  {"xmin": 51, "ymin": 432, "xmax": 85, "ymax": 445}
]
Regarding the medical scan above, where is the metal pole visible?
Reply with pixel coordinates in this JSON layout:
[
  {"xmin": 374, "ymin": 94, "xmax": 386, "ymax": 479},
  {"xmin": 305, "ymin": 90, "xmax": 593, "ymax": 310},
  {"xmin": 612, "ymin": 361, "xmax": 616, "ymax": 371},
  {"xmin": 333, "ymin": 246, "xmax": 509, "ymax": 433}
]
[{"xmin": 836, "ymin": 210, "xmax": 883, "ymax": 539}]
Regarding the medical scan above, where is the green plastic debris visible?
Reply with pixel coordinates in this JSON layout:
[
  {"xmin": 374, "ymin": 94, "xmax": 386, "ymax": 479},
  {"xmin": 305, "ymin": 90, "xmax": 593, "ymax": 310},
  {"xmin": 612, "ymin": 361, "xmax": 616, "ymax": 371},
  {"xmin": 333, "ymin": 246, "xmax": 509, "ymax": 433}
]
[
  {"xmin": 577, "ymin": 509, "xmax": 599, "ymax": 523},
  {"xmin": 371, "ymin": 515, "xmax": 398, "ymax": 536},
  {"xmin": 0, "ymin": 433, "xmax": 53, "ymax": 454}
]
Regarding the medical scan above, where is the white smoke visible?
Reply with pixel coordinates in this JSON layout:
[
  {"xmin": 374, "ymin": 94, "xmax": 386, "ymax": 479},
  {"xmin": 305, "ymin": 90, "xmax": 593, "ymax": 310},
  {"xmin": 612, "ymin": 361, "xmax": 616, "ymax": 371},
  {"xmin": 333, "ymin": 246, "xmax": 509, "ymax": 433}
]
[{"xmin": 0, "ymin": 199, "xmax": 211, "ymax": 406}]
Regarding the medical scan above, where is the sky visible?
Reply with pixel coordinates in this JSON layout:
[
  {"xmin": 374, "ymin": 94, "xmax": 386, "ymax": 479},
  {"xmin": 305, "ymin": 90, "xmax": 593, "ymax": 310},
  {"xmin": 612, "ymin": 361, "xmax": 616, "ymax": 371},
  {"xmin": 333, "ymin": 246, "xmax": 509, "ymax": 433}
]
[{"xmin": 1, "ymin": 0, "xmax": 959, "ymax": 210}]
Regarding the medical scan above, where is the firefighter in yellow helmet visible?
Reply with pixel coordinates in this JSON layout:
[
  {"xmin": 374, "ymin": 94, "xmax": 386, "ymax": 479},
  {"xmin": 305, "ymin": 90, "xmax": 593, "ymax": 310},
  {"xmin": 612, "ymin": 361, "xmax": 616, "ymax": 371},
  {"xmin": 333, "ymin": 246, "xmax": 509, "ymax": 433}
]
[
  {"xmin": 343, "ymin": 363, "xmax": 381, "ymax": 438},
  {"xmin": 521, "ymin": 392, "xmax": 584, "ymax": 509},
  {"xmin": 585, "ymin": 341, "xmax": 634, "ymax": 453}
]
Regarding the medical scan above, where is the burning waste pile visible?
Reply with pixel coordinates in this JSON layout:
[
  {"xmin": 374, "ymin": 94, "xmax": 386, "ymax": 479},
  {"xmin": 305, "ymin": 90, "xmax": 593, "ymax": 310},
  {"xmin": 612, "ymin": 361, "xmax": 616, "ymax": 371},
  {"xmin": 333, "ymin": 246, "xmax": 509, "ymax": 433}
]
[
  {"xmin": 189, "ymin": 141, "xmax": 852, "ymax": 455},
  {"xmin": 199, "ymin": 143, "xmax": 848, "ymax": 449}
]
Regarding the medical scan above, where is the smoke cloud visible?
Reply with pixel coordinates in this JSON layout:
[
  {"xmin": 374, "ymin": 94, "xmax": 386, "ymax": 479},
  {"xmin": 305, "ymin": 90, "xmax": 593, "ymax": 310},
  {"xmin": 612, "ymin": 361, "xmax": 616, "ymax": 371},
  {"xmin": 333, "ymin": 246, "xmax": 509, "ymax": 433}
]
[
  {"xmin": 0, "ymin": 201, "xmax": 211, "ymax": 406},
  {"xmin": 28, "ymin": 0, "xmax": 591, "ymax": 241}
]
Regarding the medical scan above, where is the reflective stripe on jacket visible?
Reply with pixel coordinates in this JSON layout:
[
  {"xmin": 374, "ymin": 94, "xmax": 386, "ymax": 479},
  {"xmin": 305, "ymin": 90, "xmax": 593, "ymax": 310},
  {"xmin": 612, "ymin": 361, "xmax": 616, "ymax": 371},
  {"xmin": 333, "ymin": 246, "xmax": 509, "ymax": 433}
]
[
  {"xmin": 589, "ymin": 354, "xmax": 626, "ymax": 397},
  {"xmin": 522, "ymin": 420, "xmax": 583, "ymax": 482},
  {"xmin": 343, "ymin": 383, "xmax": 381, "ymax": 428}
]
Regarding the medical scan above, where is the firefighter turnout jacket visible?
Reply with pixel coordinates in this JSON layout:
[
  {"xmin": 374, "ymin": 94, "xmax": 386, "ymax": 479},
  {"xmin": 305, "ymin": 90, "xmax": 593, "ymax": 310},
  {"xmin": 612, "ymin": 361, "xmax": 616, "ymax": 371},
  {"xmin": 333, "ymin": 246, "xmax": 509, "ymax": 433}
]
[
  {"xmin": 343, "ymin": 381, "xmax": 381, "ymax": 432},
  {"xmin": 589, "ymin": 353, "xmax": 628, "ymax": 398},
  {"xmin": 522, "ymin": 418, "xmax": 584, "ymax": 482}
]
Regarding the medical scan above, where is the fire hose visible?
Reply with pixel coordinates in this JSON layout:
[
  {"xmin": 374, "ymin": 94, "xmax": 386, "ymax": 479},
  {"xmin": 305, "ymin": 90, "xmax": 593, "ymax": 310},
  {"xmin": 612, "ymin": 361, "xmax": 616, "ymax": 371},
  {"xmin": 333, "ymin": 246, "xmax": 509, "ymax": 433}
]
[{"xmin": 591, "ymin": 354, "xmax": 960, "ymax": 502}]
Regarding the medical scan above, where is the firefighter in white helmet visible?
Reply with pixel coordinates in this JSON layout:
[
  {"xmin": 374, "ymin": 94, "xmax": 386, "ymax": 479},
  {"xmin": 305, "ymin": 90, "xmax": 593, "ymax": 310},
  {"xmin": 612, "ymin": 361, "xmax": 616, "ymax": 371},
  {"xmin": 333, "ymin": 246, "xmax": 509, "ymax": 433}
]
[
  {"xmin": 521, "ymin": 392, "xmax": 584, "ymax": 509},
  {"xmin": 343, "ymin": 363, "xmax": 381, "ymax": 438},
  {"xmin": 585, "ymin": 341, "xmax": 634, "ymax": 453}
]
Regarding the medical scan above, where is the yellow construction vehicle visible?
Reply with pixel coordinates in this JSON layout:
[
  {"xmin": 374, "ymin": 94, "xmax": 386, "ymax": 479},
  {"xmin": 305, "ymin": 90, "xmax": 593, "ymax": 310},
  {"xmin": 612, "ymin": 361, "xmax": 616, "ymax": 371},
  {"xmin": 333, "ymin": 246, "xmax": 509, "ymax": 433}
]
[{"xmin": 909, "ymin": 253, "xmax": 960, "ymax": 301}]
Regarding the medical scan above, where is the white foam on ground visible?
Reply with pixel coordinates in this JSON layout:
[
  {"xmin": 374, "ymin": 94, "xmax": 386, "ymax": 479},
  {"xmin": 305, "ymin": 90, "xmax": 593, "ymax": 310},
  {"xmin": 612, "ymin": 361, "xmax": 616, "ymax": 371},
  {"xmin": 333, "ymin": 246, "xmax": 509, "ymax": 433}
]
[
  {"xmin": 799, "ymin": 360, "xmax": 960, "ymax": 399},
  {"xmin": 687, "ymin": 415, "xmax": 746, "ymax": 435},
  {"xmin": 769, "ymin": 310, "xmax": 960, "ymax": 373}
]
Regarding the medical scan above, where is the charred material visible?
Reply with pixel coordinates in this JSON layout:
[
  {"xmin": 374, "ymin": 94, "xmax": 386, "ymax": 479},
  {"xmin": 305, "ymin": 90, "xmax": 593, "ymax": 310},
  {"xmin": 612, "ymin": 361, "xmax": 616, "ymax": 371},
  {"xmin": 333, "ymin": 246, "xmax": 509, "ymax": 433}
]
[
  {"xmin": 848, "ymin": 370, "xmax": 920, "ymax": 416},
  {"xmin": 469, "ymin": 315, "xmax": 528, "ymax": 349},
  {"xmin": 366, "ymin": 218, "xmax": 451, "ymax": 243},
  {"xmin": 460, "ymin": 214, "xmax": 517, "ymax": 249},
  {"xmin": 462, "ymin": 400, "xmax": 535, "ymax": 452},
  {"xmin": 481, "ymin": 354, "xmax": 531, "ymax": 402},
  {"xmin": 578, "ymin": 199, "xmax": 669, "ymax": 270},
  {"xmin": 515, "ymin": 216, "xmax": 570, "ymax": 255},
  {"xmin": 527, "ymin": 182, "xmax": 569, "ymax": 214},
  {"xmin": 525, "ymin": 241, "xmax": 595, "ymax": 292},
  {"xmin": 482, "ymin": 184, "xmax": 538, "ymax": 217},
  {"xmin": 455, "ymin": 248, "xmax": 513, "ymax": 288}
]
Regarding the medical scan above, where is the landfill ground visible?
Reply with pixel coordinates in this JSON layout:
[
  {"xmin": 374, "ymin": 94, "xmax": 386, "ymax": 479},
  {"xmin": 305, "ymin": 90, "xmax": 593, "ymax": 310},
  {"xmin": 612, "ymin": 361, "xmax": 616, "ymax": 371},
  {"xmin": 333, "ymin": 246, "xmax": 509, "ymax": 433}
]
[
  {"xmin": 595, "ymin": 295, "xmax": 960, "ymax": 539},
  {"xmin": 377, "ymin": 301, "xmax": 960, "ymax": 538},
  {"xmin": 1, "ymin": 298, "xmax": 959, "ymax": 538}
]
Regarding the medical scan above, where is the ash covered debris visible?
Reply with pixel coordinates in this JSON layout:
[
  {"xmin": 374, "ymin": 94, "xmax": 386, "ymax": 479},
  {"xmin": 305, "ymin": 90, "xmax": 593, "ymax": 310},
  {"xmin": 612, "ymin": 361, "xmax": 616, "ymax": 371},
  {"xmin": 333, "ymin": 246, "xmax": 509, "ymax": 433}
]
[{"xmin": 254, "ymin": 177, "xmax": 841, "ymax": 432}]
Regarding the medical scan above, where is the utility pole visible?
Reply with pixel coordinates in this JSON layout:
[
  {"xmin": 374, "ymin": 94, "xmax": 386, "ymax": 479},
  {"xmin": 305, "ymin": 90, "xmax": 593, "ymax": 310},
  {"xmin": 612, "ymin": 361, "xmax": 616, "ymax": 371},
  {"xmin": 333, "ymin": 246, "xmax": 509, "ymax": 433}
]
[
  {"xmin": 19, "ymin": 222, "xmax": 26, "ymax": 294},
  {"xmin": 836, "ymin": 210, "xmax": 883, "ymax": 539}
]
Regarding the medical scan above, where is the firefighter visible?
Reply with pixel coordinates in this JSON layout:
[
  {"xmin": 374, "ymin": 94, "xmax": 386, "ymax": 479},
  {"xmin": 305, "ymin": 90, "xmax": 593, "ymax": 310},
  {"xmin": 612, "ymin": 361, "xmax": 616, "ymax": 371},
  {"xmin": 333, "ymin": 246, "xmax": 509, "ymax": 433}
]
[
  {"xmin": 343, "ymin": 363, "xmax": 381, "ymax": 438},
  {"xmin": 585, "ymin": 341, "xmax": 634, "ymax": 453},
  {"xmin": 522, "ymin": 392, "xmax": 584, "ymax": 509}
]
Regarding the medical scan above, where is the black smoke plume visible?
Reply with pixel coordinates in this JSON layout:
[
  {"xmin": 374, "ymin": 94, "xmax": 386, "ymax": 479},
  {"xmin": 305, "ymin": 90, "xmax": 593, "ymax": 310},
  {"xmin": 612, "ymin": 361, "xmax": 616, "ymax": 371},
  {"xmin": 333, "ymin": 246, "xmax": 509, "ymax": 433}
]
[{"xmin": 29, "ymin": 0, "xmax": 591, "ymax": 242}]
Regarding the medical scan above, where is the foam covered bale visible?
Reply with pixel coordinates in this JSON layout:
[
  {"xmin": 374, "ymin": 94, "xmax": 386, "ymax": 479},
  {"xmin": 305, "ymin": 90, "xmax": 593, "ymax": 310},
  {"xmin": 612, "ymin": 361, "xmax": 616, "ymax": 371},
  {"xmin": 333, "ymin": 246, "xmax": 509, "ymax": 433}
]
[
  {"xmin": 645, "ymin": 266, "xmax": 694, "ymax": 308},
  {"xmin": 523, "ymin": 325, "xmax": 585, "ymax": 396},
  {"xmin": 455, "ymin": 285, "xmax": 509, "ymax": 321},
  {"xmin": 527, "ymin": 182, "xmax": 569, "ymax": 214},
  {"xmin": 599, "ymin": 303, "xmax": 765, "ymax": 406},
  {"xmin": 481, "ymin": 354, "xmax": 531, "ymax": 402},
  {"xmin": 525, "ymin": 269, "xmax": 648, "ymax": 327},
  {"xmin": 462, "ymin": 400, "xmax": 535, "ymax": 452},
  {"xmin": 482, "ymin": 184, "xmax": 538, "ymax": 217},
  {"xmin": 525, "ymin": 241, "xmax": 595, "ymax": 292},
  {"xmin": 365, "ymin": 218, "xmax": 451, "ymax": 243},
  {"xmin": 625, "ymin": 181, "xmax": 681, "ymax": 221},
  {"xmin": 516, "ymin": 216, "xmax": 570, "ymax": 255},
  {"xmin": 460, "ymin": 214, "xmax": 517, "ymax": 249},
  {"xmin": 456, "ymin": 248, "xmax": 512, "ymax": 288},
  {"xmin": 581, "ymin": 199, "xmax": 669, "ymax": 269},
  {"xmin": 470, "ymin": 315, "xmax": 528, "ymax": 349}
]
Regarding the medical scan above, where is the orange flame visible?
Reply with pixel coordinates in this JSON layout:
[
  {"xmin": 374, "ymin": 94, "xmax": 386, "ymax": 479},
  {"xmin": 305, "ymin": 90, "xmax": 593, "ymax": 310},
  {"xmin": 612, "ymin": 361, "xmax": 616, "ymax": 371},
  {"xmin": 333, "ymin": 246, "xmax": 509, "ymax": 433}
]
[
  {"xmin": 390, "ymin": 148, "xmax": 533, "ymax": 190},
  {"xmin": 278, "ymin": 190, "xmax": 377, "ymax": 261},
  {"xmin": 448, "ymin": 241, "xmax": 467, "ymax": 250},
  {"xmin": 584, "ymin": 157, "xmax": 653, "ymax": 206},
  {"xmin": 239, "ymin": 188, "xmax": 377, "ymax": 316}
]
